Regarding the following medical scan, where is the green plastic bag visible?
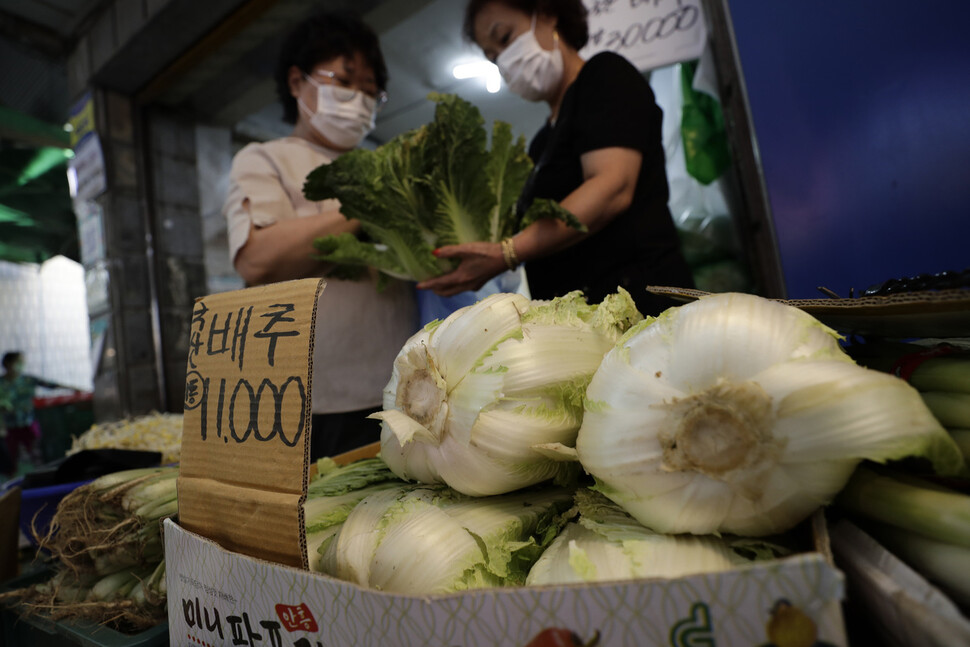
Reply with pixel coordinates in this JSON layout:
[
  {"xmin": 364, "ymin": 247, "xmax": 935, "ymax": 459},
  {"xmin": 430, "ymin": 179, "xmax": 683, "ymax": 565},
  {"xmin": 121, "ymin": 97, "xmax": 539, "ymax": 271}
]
[{"xmin": 680, "ymin": 60, "xmax": 731, "ymax": 185}]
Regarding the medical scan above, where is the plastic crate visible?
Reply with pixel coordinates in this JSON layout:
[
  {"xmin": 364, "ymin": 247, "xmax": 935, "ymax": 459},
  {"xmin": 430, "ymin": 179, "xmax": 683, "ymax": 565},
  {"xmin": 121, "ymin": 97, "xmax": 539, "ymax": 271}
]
[
  {"xmin": 6, "ymin": 478, "xmax": 92, "ymax": 546},
  {"xmin": 0, "ymin": 568, "xmax": 168, "ymax": 647}
]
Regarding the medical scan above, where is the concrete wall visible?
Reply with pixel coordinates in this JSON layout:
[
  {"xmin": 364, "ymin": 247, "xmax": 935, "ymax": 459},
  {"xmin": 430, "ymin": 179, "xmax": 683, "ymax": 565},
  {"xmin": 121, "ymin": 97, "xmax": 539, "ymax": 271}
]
[
  {"xmin": 65, "ymin": 0, "xmax": 263, "ymax": 418},
  {"xmin": 88, "ymin": 90, "xmax": 162, "ymax": 419},
  {"xmin": 147, "ymin": 110, "xmax": 208, "ymax": 412},
  {"xmin": 195, "ymin": 124, "xmax": 244, "ymax": 296}
]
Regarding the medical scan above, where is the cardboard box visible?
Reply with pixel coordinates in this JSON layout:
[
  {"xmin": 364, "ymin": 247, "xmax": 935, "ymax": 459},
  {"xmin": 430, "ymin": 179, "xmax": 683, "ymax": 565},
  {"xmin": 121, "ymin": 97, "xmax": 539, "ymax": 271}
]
[
  {"xmin": 647, "ymin": 286, "xmax": 970, "ymax": 338},
  {"xmin": 166, "ymin": 279, "xmax": 849, "ymax": 646},
  {"xmin": 830, "ymin": 521, "xmax": 970, "ymax": 647},
  {"xmin": 164, "ymin": 516, "xmax": 846, "ymax": 647}
]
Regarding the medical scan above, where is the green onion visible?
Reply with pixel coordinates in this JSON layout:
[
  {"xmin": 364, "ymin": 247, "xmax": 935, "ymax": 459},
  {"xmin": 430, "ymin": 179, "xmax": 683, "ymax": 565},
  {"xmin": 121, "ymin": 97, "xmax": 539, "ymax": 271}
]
[
  {"xmin": 950, "ymin": 429, "xmax": 970, "ymax": 462},
  {"xmin": 90, "ymin": 467, "xmax": 171, "ymax": 493},
  {"xmin": 10, "ymin": 465, "xmax": 178, "ymax": 632},
  {"xmin": 837, "ymin": 465, "xmax": 970, "ymax": 548},
  {"xmin": 922, "ymin": 392, "xmax": 970, "ymax": 429},
  {"xmin": 908, "ymin": 357, "xmax": 970, "ymax": 394},
  {"xmin": 88, "ymin": 569, "xmax": 149, "ymax": 602}
]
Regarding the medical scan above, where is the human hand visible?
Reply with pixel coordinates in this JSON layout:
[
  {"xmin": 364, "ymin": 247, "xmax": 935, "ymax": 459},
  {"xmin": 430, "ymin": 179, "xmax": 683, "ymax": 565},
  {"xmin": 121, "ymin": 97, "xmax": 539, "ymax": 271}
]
[{"xmin": 416, "ymin": 242, "xmax": 507, "ymax": 297}]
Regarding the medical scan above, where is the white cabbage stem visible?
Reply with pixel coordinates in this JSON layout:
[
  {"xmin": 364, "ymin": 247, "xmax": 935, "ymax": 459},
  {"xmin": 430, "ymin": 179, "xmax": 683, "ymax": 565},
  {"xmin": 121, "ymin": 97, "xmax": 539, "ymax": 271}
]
[
  {"xmin": 657, "ymin": 380, "xmax": 784, "ymax": 500},
  {"xmin": 525, "ymin": 490, "xmax": 767, "ymax": 586},
  {"xmin": 376, "ymin": 290, "xmax": 642, "ymax": 496},
  {"xmin": 577, "ymin": 292, "xmax": 965, "ymax": 537},
  {"xmin": 325, "ymin": 484, "xmax": 573, "ymax": 594}
]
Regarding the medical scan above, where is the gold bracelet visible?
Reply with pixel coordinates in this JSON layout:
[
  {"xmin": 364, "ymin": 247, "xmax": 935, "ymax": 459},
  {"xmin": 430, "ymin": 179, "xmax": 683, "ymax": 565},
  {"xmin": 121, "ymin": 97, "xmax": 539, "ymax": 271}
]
[{"xmin": 501, "ymin": 237, "xmax": 520, "ymax": 271}]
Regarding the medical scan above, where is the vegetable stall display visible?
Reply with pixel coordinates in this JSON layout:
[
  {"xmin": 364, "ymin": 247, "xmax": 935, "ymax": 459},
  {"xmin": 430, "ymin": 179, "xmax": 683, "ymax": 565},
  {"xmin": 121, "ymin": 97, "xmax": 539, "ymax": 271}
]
[
  {"xmin": 299, "ymin": 290, "xmax": 964, "ymax": 603},
  {"xmin": 303, "ymin": 93, "xmax": 583, "ymax": 285},
  {"xmin": 13, "ymin": 289, "xmax": 963, "ymax": 636},
  {"xmin": 838, "ymin": 338, "xmax": 970, "ymax": 609},
  {"xmin": 303, "ymin": 443, "xmax": 574, "ymax": 595},
  {"xmin": 319, "ymin": 483, "xmax": 572, "ymax": 594}
]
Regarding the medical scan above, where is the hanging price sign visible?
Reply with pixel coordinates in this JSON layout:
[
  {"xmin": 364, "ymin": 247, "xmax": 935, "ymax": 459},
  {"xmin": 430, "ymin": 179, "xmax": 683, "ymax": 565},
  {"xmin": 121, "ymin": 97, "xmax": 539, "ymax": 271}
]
[{"xmin": 581, "ymin": 0, "xmax": 708, "ymax": 71}]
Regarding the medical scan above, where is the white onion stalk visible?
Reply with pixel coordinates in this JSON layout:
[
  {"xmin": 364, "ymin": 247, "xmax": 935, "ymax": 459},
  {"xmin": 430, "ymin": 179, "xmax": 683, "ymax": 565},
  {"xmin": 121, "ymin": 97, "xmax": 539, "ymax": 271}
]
[
  {"xmin": 375, "ymin": 290, "xmax": 642, "ymax": 496},
  {"xmin": 576, "ymin": 292, "xmax": 965, "ymax": 537},
  {"xmin": 526, "ymin": 490, "xmax": 768, "ymax": 586},
  {"xmin": 324, "ymin": 484, "xmax": 573, "ymax": 593}
]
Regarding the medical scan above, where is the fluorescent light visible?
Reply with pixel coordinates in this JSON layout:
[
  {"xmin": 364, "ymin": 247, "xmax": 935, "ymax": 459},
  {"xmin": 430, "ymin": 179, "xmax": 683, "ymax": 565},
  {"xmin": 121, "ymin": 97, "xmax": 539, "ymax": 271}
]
[
  {"xmin": 485, "ymin": 69, "xmax": 501, "ymax": 93},
  {"xmin": 452, "ymin": 61, "xmax": 502, "ymax": 94},
  {"xmin": 453, "ymin": 61, "xmax": 493, "ymax": 79}
]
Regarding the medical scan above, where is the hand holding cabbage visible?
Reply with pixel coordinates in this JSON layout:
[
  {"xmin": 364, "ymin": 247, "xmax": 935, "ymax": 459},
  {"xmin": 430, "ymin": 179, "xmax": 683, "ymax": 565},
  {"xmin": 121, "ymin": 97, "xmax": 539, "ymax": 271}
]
[{"xmin": 303, "ymin": 93, "xmax": 583, "ymax": 286}]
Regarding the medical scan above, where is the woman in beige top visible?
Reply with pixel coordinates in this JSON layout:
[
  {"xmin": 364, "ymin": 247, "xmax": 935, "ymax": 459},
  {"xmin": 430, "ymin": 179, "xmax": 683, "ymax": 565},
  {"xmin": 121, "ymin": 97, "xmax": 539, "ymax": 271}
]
[{"xmin": 223, "ymin": 10, "xmax": 417, "ymax": 460}]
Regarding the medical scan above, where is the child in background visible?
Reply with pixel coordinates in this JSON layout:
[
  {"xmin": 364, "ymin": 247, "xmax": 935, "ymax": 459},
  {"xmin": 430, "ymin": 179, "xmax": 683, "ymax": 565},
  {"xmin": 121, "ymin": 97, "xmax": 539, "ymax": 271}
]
[{"xmin": 0, "ymin": 351, "xmax": 67, "ymax": 476}]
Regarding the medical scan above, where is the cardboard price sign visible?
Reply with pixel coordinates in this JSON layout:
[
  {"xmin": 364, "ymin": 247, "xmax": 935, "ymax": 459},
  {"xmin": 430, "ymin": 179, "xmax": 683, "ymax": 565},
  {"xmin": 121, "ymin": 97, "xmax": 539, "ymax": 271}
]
[{"xmin": 178, "ymin": 278, "xmax": 324, "ymax": 568}]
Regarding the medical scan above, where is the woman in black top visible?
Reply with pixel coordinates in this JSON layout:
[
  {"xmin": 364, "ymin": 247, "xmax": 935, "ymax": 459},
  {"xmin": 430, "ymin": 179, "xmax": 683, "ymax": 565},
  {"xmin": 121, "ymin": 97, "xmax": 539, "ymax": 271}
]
[{"xmin": 416, "ymin": 0, "xmax": 694, "ymax": 316}]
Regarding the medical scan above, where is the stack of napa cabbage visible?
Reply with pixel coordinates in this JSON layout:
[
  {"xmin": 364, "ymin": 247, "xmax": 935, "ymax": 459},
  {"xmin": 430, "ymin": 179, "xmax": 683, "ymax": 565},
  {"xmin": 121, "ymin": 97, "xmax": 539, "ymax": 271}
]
[{"xmin": 303, "ymin": 290, "xmax": 964, "ymax": 594}]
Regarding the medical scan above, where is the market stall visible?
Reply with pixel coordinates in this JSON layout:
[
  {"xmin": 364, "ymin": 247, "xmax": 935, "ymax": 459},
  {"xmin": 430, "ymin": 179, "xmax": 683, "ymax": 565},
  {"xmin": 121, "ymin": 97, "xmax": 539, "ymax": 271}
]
[
  {"xmin": 1, "ymin": 1, "xmax": 969, "ymax": 644},
  {"xmin": 3, "ymin": 275, "xmax": 970, "ymax": 646}
]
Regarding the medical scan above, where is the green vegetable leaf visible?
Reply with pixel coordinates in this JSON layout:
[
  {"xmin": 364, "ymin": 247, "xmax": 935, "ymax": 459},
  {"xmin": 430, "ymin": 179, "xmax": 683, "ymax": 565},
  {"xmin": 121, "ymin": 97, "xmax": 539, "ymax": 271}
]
[
  {"xmin": 307, "ymin": 457, "xmax": 399, "ymax": 498},
  {"xmin": 314, "ymin": 232, "xmax": 427, "ymax": 282},
  {"xmin": 519, "ymin": 197, "xmax": 586, "ymax": 232},
  {"xmin": 485, "ymin": 120, "xmax": 532, "ymax": 241}
]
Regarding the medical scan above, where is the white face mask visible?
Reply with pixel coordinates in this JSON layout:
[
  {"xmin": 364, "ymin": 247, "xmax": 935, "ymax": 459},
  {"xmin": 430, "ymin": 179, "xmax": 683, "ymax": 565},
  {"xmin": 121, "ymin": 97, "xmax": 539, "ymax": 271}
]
[
  {"xmin": 298, "ymin": 76, "xmax": 377, "ymax": 150},
  {"xmin": 495, "ymin": 15, "xmax": 564, "ymax": 102}
]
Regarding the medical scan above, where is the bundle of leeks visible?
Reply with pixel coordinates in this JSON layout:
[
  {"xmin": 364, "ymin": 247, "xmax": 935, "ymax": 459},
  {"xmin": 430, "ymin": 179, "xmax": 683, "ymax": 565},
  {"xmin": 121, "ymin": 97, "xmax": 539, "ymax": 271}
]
[
  {"xmin": 2, "ymin": 466, "xmax": 176, "ymax": 632},
  {"xmin": 837, "ymin": 465, "xmax": 970, "ymax": 609},
  {"xmin": 843, "ymin": 338, "xmax": 970, "ymax": 609}
]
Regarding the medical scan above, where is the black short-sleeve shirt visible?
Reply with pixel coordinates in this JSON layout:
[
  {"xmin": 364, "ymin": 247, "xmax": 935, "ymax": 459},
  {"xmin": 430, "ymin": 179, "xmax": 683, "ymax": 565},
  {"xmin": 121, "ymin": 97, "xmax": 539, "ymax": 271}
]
[{"xmin": 524, "ymin": 52, "xmax": 694, "ymax": 316}]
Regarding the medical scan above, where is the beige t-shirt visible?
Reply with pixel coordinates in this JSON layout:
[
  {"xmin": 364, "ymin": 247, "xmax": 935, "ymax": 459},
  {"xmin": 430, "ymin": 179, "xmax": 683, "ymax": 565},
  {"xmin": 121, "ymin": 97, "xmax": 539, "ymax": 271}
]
[{"xmin": 224, "ymin": 137, "xmax": 417, "ymax": 414}]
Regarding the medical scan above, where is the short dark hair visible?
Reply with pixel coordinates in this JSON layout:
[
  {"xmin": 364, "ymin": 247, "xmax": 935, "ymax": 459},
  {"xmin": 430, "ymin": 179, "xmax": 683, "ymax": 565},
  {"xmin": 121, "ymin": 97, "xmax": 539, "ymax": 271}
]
[
  {"xmin": 2, "ymin": 352, "xmax": 22, "ymax": 370},
  {"xmin": 463, "ymin": 0, "xmax": 589, "ymax": 51},
  {"xmin": 275, "ymin": 10, "xmax": 388, "ymax": 124}
]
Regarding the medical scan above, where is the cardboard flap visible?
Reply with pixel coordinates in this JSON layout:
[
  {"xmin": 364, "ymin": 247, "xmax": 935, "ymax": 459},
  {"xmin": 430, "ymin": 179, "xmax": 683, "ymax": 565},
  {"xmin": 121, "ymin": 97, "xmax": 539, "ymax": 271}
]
[
  {"xmin": 177, "ymin": 278, "xmax": 324, "ymax": 568},
  {"xmin": 647, "ymin": 286, "xmax": 970, "ymax": 338},
  {"xmin": 830, "ymin": 520, "xmax": 970, "ymax": 646}
]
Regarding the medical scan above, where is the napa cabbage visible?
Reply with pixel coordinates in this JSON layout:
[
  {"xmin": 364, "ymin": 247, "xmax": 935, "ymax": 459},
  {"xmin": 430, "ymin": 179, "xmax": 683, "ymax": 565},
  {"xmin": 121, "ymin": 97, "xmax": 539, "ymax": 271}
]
[{"xmin": 303, "ymin": 93, "xmax": 583, "ymax": 284}]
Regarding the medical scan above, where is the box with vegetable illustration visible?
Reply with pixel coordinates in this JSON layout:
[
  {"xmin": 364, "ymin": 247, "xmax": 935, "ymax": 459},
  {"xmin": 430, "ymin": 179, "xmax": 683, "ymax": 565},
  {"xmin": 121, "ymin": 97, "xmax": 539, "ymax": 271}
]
[
  {"xmin": 164, "ymin": 516, "xmax": 844, "ymax": 647},
  {"xmin": 167, "ymin": 279, "xmax": 964, "ymax": 646}
]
